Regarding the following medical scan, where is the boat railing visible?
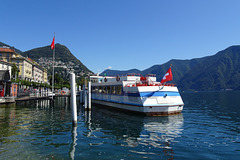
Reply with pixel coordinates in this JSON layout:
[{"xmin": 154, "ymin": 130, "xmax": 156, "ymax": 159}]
[
  {"xmin": 118, "ymin": 73, "xmax": 141, "ymax": 77},
  {"xmin": 118, "ymin": 73, "xmax": 157, "ymax": 78},
  {"xmin": 146, "ymin": 74, "xmax": 156, "ymax": 77},
  {"xmin": 104, "ymin": 73, "xmax": 176, "ymax": 87},
  {"xmin": 136, "ymin": 83, "xmax": 176, "ymax": 87},
  {"xmin": 124, "ymin": 82, "xmax": 176, "ymax": 87}
]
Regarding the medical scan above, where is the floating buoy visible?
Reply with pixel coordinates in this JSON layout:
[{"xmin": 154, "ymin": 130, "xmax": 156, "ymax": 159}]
[{"xmin": 61, "ymin": 90, "xmax": 66, "ymax": 95}]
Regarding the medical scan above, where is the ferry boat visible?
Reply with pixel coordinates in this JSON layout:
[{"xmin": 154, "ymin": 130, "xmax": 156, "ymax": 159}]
[{"xmin": 90, "ymin": 72, "xmax": 184, "ymax": 116}]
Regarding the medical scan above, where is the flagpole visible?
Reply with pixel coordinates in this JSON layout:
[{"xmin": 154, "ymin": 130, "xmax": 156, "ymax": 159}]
[{"xmin": 52, "ymin": 33, "xmax": 55, "ymax": 99}]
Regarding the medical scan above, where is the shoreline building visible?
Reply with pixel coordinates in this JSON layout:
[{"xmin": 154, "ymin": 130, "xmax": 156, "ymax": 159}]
[
  {"xmin": 0, "ymin": 60, "xmax": 12, "ymax": 77},
  {"xmin": 11, "ymin": 54, "xmax": 33, "ymax": 81},
  {"xmin": 0, "ymin": 47, "xmax": 17, "ymax": 100},
  {"xmin": 0, "ymin": 46, "xmax": 48, "ymax": 84},
  {"xmin": 32, "ymin": 63, "xmax": 44, "ymax": 83},
  {"xmin": 43, "ymin": 69, "xmax": 48, "ymax": 84}
]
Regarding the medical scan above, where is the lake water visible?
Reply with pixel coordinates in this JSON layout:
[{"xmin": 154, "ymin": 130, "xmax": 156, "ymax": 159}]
[{"xmin": 0, "ymin": 91, "xmax": 239, "ymax": 160}]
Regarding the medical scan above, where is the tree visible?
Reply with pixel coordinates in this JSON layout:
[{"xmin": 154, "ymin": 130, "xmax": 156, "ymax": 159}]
[
  {"xmin": 11, "ymin": 63, "xmax": 19, "ymax": 80},
  {"xmin": 48, "ymin": 73, "xmax": 70, "ymax": 89}
]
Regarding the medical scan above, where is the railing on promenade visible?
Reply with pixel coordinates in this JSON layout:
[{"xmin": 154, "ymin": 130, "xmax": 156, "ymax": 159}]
[
  {"xmin": 17, "ymin": 88, "xmax": 71, "ymax": 100},
  {"xmin": 17, "ymin": 89, "xmax": 51, "ymax": 99}
]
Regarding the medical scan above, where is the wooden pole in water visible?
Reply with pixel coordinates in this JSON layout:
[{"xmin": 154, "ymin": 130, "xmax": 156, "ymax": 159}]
[
  {"xmin": 79, "ymin": 90, "xmax": 83, "ymax": 103},
  {"xmin": 70, "ymin": 72, "xmax": 77, "ymax": 125},
  {"xmin": 82, "ymin": 84, "xmax": 85, "ymax": 104},
  {"xmin": 88, "ymin": 82, "xmax": 91, "ymax": 110},
  {"xmin": 84, "ymin": 88, "xmax": 87, "ymax": 109}
]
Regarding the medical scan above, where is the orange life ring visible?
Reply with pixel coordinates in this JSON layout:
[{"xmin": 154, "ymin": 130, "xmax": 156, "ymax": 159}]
[{"xmin": 61, "ymin": 90, "xmax": 66, "ymax": 95}]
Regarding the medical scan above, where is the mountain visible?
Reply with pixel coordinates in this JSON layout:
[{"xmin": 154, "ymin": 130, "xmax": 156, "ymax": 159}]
[
  {"xmin": 0, "ymin": 42, "xmax": 23, "ymax": 54},
  {"xmin": 140, "ymin": 58, "xmax": 207, "ymax": 84},
  {"xmin": 102, "ymin": 69, "xmax": 141, "ymax": 76},
  {"xmin": 21, "ymin": 43, "xmax": 93, "ymax": 79},
  {"xmin": 102, "ymin": 45, "xmax": 240, "ymax": 91},
  {"xmin": 102, "ymin": 59, "xmax": 206, "ymax": 84},
  {"xmin": 178, "ymin": 46, "xmax": 240, "ymax": 91}
]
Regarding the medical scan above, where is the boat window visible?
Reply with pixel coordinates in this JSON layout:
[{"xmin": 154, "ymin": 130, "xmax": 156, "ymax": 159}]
[
  {"xmin": 91, "ymin": 86, "xmax": 95, "ymax": 93},
  {"xmin": 117, "ymin": 86, "xmax": 122, "ymax": 95},
  {"xmin": 98, "ymin": 86, "xmax": 103, "ymax": 93},
  {"xmin": 102, "ymin": 86, "xmax": 106, "ymax": 94},
  {"xmin": 111, "ymin": 86, "xmax": 116, "ymax": 94},
  {"xmin": 93, "ymin": 86, "xmax": 98, "ymax": 93},
  {"xmin": 107, "ymin": 86, "xmax": 111, "ymax": 94}
]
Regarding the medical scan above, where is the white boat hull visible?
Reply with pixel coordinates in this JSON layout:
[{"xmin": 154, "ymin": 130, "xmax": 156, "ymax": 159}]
[
  {"xmin": 90, "ymin": 74, "xmax": 184, "ymax": 116},
  {"xmin": 92, "ymin": 99, "xmax": 183, "ymax": 116},
  {"xmin": 91, "ymin": 86, "xmax": 184, "ymax": 116}
]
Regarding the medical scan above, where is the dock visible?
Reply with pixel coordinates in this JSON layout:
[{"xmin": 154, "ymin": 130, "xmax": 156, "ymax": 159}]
[{"xmin": 0, "ymin": 90, "xmax": 73, "ymax": 103}]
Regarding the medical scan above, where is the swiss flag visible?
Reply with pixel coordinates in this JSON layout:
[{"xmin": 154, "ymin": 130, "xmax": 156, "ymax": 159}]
[
  {"xmin": 51, "ymin": 36, "xmax": 55, "ymax": 50},
  {"xmin": 161, "ymin": 67, "xmax": 173, "ymax": 83}
]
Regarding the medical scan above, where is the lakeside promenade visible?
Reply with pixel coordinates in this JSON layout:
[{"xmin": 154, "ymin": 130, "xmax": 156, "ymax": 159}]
[{"xmin": 0, "ymin": 89, "xmax": 71, "ymax": 103}]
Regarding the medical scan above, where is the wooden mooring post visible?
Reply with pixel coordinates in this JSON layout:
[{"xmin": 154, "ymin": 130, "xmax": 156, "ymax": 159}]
[
  {"xmin": 70, "ymin": 73, "xmax": 77, "ymax": 125},
  {"xmin": 88, "ymin": 82, "xmax": 91, "ymax": 110},
  {"xmin": 80, "ymin": 81, "xmax": 91, "ymax": 111}
]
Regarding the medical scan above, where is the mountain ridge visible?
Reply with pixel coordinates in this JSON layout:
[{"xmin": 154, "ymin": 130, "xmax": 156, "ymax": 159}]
[
  {"xmin": 0, "ymin": 41, "xmax": 93, "ymax": 80},
  {"xmin": 102, "ymin": 45, "xmax": 240, "ymax": 91},
  {"xmin": 20, "ymin": 43, "xmax": 93, "ymax": 78},
  {"xmin": 0, "ymin": 42, "xmax": 23, "ymax": 54},
  {"xmin": 2, "ymin": 41, "xmax": 240, "ymax": 91}
]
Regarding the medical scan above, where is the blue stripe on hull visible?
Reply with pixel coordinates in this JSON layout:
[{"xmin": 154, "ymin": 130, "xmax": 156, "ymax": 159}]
[
  {"xmin": 92, "ymin": 97, "xmax": 143, "ymax": 106},
  {"xmin": 92, "ymin": 91, "xmax": 182, "ymax": 107},
  {"xmin": 127, "ymin": 91, "xmax": 180, "ymax": 97},
  {"xmin": 92, "ymin": 98, "xmax": 184, "ymax": 109},
  {"xmin": 91, "ymin": 97, "xmax": 183, "ymax": 107}
]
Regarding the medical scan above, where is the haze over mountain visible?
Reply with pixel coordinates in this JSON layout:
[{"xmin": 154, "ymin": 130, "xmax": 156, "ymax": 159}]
[{"xmin": 102, "ymin": 45, "xmax": 240, "ymax": 91}]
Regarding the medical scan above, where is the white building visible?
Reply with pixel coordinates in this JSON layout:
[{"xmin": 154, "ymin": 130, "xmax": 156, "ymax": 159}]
[
  {"xmin": 0, "ymin": 60, "xmax": 12, "ymax": 78},
  {"xmin": 32, "ymin": 64, "xmax": 43, "ymax": 83}
]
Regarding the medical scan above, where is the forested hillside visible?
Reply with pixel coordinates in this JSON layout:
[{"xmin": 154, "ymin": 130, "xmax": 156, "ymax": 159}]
[{"xmin": 102, "ymin": 46, "xmax": 240, "ymax": 91}]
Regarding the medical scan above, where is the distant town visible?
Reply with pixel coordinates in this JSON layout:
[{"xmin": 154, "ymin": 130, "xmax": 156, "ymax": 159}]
[
  {"xmin": 38, "ymin": 57, "xmax": 87, "ymax": 77},
  {"xmin": 0, "ymin": 45, "xmax": 68, "ymax": 103}
]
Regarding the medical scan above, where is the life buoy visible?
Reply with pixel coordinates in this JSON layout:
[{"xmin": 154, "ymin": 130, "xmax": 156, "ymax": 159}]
[
  {"xmin": 140, "ymin": 76, "xmax": 146, "ymax": 81},
  {"xmin": 116, "ymin": 76, "xmax": 120, "ymax": 82},
  {"xmin": 61, "ymin": 90, "xmax": 66, "ymax": 95}
]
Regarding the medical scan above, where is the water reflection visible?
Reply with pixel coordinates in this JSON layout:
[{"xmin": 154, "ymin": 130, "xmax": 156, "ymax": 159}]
[
  {"xmin": 1, "ymin": 97, "xmax": 184, "ymax": 159},
  {"xmin": 69, "ymin": 126, "xmax": 77, "ymax": 160},
  {"xmin": 1, "ymin": 93, "xmax": 240, "ymax": 159},
  {"xmin": 182, "ymin": 91, "xmax": 240, "ymax": 134},
  {"xmin": 84, "ymin": 106, "xmax": 184, "ymax": 159}
]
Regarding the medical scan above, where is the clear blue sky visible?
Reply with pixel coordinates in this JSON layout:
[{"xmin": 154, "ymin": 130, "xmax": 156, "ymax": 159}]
[{"xmin": 1, "ymin": 0, "xmax": 240, "ymax": 73}]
